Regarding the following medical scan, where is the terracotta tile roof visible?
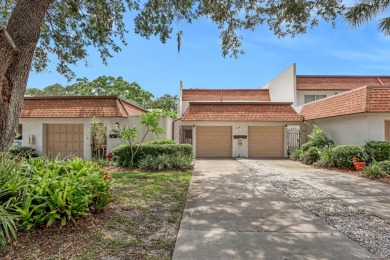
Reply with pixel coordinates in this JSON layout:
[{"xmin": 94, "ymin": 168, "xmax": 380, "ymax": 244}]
[
  {"xmin": 182, "ymin": 89, "xmax": 271, "ymax": 101},
  {"xmin": 21, "ymin": 96, "xmax": 146, "ymax": 118},
  {"xmin": 296, "ymin": 76, "xmax": 390, "ymax": 90},
  {"xmin": 300, "ymin": 86, "xmax": 390, "ymax": 120},
  {"xmin": 182, "ymin": 102, "xmax": 302, "ymax": 122}
]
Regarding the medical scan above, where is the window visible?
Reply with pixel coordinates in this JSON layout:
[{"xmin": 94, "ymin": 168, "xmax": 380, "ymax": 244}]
[
  {"xmin": 179, "ymin": 126, "xmax": 193, "ymax": 144},
  {"xmin": 304, "ymin": 95, "xmax": 326, "ymax": 104}
]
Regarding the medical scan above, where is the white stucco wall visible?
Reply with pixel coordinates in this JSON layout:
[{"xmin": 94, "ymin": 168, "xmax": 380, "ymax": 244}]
[
  {"xmin": 296, "ymin": 90, "xmax": 346, "ymax": 106},
  {"xmin": 307, "ymin": 113, "xmax": 390, "ymax": 146},
  {"xmin": 263, "ymin": 64, "xmax": 296, "ymax": 104},
  {"xmin": 174, "ymin": 121, "xmax": 304, "ymax": 158},
  {"xmin": 19, "ymin": 115, "xmax": 173, "ymax": 160}
]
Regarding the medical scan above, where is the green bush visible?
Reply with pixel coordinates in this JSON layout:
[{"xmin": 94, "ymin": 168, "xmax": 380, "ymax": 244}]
[
  {"xmin": 363, "ymin": 161, "xmax": 383, "ymax": 179},
  {"xmin": 144, "ymin": 139, "xmax": 178, "ymax": 145},
  {"xmin": 0, "ymin": 153, "xmax": 112, "ymax": 240},
  {"xmin": 332, "ymin": 145, "xmax": 364, "ymax": 168},
  {"xmin": 301, "ymin": 147, "xmax": 320, "ymax": 164},
  {"xmin": 378, "ymin": 160, "xmax": 390, "ymax": 175},
  {"xmin": 8, "ymin": 146, "xmax": 38, "ymax": 158},
  {"xmin": 112, "ymin": 144, "xmax": 193, "ymax": 167},
  {"xmin": 138, "ymin": 154, "xmax": 193, "ymax": 171},
  {"xmin": 364, "ymin": 141, "xmax": 390, "ymax": 163},
  {"xmin": 290, "ymin": 148, "xmax": 303, "ymax": 161},
  {"xmin": 315, "ymin": 145, "xmax": 335, "ymax": 168},
  {"xmin": 302, "ymin": 125, "xmax": 334, "ymax": 151}
]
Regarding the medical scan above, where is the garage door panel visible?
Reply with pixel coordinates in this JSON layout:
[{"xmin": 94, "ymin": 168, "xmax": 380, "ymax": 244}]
[
  {"xmin": 249, "ymin": 126, "xmax": 284, "ymax": 158},
  {"xmin": 196, "ymin": 126, "xmax": 232, "ymax": 158},
  {"xmin": 46, "ymin": 124, "xmax": 84, "ymax": 159}
]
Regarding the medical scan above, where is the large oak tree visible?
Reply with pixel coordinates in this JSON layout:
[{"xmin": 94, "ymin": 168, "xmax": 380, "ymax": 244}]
[{"xmin": 0, "ymin": 0, "xmax": 345, "ymax": 151}]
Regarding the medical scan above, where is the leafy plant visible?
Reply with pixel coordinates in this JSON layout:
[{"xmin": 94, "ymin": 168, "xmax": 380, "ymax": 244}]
[
  {"xmin": 8, "ymin": 146, "xmax": 38, "ymax": 158},
  {"xmin": 314, "ymin": 145, "xmax": 335, "ymax": 168},
  {"xmin": 300, "ymin": 147, "xmax": 320, "ymax": 164},
  {"xmin": 364, "ymin": 141, "xmax": 390, "ymax": 163},
  {"xmin": 145, "ymin": 139, "xmax": 177, "ymax": 145},
  {"xmin": 332, "ymin": 145, "xmax": 364, "ymax": 169},
  {"xmin": 378, "ymin": 161, "xmax": 390, "ymax": 175},
  {"xmin": 290, "ymin": 148, "xmax": 303, "ymax": 161},
  {"xmin": 302, "ymin": 125, "xmax": 334, "ymax": 151},
  {"xmin": 0, "ymin": 206, "xmax": 18, "ymax": 248},
  {"xmin": 118, "ymin": 110, "xmax": 165, "ymax": 167},
  {"xmin": 113, "ymin": 144, "xmax": 193, "ymax": 168},
  {"xmin": 139, "ymin": 154, "xmax": 193, "ymax": 171},
  {"xmin": 362, "ymin": 161, "xmax": 383, "ymax": 179},
  {"xmin": 0, "ymin": 154, "xmax": 113, "ymax": 244},
  {"xmin": 91, "ymin": 117, "xmax": 109, "ymax": 159}
]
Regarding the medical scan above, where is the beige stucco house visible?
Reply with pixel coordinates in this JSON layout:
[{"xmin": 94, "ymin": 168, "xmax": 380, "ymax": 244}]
[
  {"xmin": 18, "ymin": 96, "xmax": 172, "ymax": 160},
  {"xmin": 173, "ymin": 84, "xmax": 304, "ymax": 158},
  {"xmin": 174, "ymin": 64, "xmax": 390, "ymax": 158}
]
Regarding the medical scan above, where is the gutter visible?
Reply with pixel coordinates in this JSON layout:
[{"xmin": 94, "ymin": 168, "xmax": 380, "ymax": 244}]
[{"xmin": 172, "ymin": 117, "xmax": 182, "ymax": 140}]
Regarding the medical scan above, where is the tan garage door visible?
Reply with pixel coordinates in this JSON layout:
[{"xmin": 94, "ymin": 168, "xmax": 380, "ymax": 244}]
[
  {"xmin": 46, "ymin": 124, "xmax": 84, "ymax": 159},
  {"xmin": 196, "ymin": 126, "xmax": 232, "ymax": 157},
  {"xmin": 386, "ymin": 121, "xmax": 390, "ymax": 142},
  {"xmin": 248, "ymin": 126, "xmax": 284, "ymax": 158}
]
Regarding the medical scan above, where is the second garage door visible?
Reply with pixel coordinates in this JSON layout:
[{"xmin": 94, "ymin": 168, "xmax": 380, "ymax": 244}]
[
  {"xmin": 248, "ymin": 126, "xmax": 284, "ymax": 157},
  {"xmin": 196, "ymin": 126, "xmax": 232, "ymax": 157}
]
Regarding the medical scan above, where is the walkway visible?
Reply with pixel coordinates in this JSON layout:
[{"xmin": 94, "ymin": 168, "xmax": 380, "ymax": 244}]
[{"xmin": 172, "ymin": 159, "xmax": 376, "ymax": 259}]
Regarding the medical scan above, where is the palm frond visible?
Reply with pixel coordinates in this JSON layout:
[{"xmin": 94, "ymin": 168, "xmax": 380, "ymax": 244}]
[
  {"xmin": 345, "ymin": 0, "xmax": 390, "ymax": 27},
  {"xmin": 379, "ymin": 17, "xmax": 390, "ymax": 35}
]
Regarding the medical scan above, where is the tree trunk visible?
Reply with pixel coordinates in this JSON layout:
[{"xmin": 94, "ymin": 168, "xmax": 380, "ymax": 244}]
[{"xmin": 0, "ymin": 0, "xmax": 53, "ymax": 151}]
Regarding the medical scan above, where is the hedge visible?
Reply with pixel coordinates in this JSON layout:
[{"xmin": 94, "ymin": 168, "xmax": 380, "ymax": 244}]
[
  {"xmin": 364, "ymin": 141, "xmax": 390, "ymax": 162},
  {"xmin": 332, "ymin": 145, "xmax": 364, "ymax": 169},
  {"xmin": 8, "ymin": 146, "xmax": 38, "ymax": 158},
  {"xmin": 112, "ymin": 144, "xmax": 193, "ymax": 167}
]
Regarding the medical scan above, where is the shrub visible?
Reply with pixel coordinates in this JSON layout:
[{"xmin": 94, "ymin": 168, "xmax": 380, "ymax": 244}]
[
  {"xmin": 0, "ymin": 154, "xmax": 112, "ymax": 237},
  {"xmin": 300, "ymin": 147, "xmax": 320, "ymax": 164},
  {"xmin": 290, "ymin": 148, "xmax": 303, "ymax": 161},
  {"xmin": 364, "ymin": 141, "xmax": 390, "ymax": 163},
  {"xmin": 112, "ymin": 144, "xmax": 193, "ymax": 167},
  {"xmin": 332, "ymin": 145, "xmax": 364, "ymax": 168},
  {"xmin": 145, "ymin": 139, "xmax": 177, "ymax": 145},
  {"xmin": 314, "ymin": 145, "xmax": 334, "ymax": 168},
  {"xmin": 378, "ymin": 160, "xmax": 390, "ymax": 175},
  {"xmin": 138, "ymin": 154, "xmax": 193, "ymax": 171},
  {"xmin": 8, "ymin": 146, "xmax": 38, "ymax": 158},
  {"xmin": 363, "ymin": 161, "xmax": 383, "ymax": 179},
  {"xmin": 302, "ymin": 125, "xmax": 334, "ymax": 151}
]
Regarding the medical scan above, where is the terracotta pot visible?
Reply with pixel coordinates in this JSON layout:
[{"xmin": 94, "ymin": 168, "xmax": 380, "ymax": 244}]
[{"xmin": 353, "ymin": 161, "xmax": 366, "ymax": 171}]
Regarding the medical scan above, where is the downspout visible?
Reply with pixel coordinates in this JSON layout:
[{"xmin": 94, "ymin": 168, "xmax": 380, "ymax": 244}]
[{"xmin": 172, "ymin": 117, "xmax": 182, "ymax": 140}]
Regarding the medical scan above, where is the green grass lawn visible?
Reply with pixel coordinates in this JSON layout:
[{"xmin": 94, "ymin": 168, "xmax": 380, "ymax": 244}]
[{"xmin": 1, "ymin": 172, "xmax": 191, "ymax": 260}]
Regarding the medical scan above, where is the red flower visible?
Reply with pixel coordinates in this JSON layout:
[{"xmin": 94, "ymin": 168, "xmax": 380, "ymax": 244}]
[
  {"xmin": 93, "ymin": 163, "xmax": 98, "ymax": 168},
  {"xmin": 104, "ymin": 172, "xmax": 110, "ymax": 180}
]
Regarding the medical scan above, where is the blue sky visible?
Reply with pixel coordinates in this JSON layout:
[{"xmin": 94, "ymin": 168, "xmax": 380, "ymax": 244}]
[{"xmin": 27, "ymin": 7, "xmax": 390, "ymax": 99}]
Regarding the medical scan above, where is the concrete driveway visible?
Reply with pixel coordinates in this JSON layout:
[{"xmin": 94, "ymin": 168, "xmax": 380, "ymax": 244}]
[
  {"xmin": 256, "ymin": 159, "xmax": 390, "ymax": 221},
  {"xmin": 173, "ymin": 159, "xmax": 376, "ymax": 259}
]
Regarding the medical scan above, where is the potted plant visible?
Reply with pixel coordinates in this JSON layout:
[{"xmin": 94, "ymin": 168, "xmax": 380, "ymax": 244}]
[{"xmin": 352, "ymin": 157, "xmax": 366, "ymax": 171}]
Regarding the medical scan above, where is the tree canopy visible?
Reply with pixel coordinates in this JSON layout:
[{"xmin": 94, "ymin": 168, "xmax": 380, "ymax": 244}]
[
  {"xmin": 26, "ymin": 76, "xmax": 154, "ymax": 108},
  {"xmin": 0, "ymin": 0, "xmax": 384, "ymax": 151},
  {"xmin": 345, "ymin": 0, "xmax": 390, "ymax": 35}
]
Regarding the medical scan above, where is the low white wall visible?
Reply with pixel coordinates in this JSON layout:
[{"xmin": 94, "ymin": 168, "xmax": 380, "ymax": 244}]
[
  {"xmin": 175, "ymin": 121, "xmax": 304, "ymax": 158},
  {"xmin": 308, "ymin": 113, "xmax": 390, "ymax": 146},
  {"xmin": 19, "ymin": 115, "xmax": 173, "ymax": 160}
]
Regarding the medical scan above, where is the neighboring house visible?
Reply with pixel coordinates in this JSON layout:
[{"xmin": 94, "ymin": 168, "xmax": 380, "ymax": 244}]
[
  {"xmin": 173, "ymin": 84, "xmax": 303, "ymax": 158},
  {"xmin": 300, "ymin": 86, "xmax": 390, "ymax": 146},
  {"xmin": 174, "ymin": 64, "xmax": 390, "ymax": 158},
  {"xmin": 18, "ymin": 96, "xmax": 172, "ymax": 160}
]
